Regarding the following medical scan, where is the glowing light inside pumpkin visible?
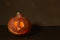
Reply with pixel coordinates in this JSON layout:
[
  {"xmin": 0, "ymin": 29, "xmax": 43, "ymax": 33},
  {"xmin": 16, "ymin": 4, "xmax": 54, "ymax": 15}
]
[
  {"xmin": 13, "ymin": 21, "xmax": 21, "ymax": 31},
  {"xmin": 17, "ymin": 27, "xmax": 21, "ymax": 31},
  {"xmin": 20, "ymin": 21, "xmax": 24, "ymax": 28},
  {"xmin": 8, "ymin": 12, "xmax": 31, "ymax": 35},
  {"xmin": 14, "ymin": 21, "xmax": 18, "ymax": 27}
]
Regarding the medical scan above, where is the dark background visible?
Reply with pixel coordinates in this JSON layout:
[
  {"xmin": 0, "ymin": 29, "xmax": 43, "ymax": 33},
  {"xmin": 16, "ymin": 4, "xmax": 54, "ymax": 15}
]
[
  {"xmin": 0, "ymin": 0, "xmax": 60, "ymax": 26},
  {"xmin": 0, "ymin": 0, "xmax": 60, "ymax": 40}
]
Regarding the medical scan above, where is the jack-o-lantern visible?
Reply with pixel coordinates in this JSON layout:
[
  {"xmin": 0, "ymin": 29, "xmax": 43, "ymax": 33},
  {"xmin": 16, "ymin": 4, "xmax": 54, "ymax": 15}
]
[{"xmin": 8, "ymin": 12, "xmax": 32, "ymax": 35}]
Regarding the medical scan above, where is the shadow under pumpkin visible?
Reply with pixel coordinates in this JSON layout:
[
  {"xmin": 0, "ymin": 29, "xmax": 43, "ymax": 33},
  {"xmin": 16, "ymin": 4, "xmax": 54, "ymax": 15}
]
[{"xmin": 0, "ymin": 24, "xmax": 42, "ymax": 37}]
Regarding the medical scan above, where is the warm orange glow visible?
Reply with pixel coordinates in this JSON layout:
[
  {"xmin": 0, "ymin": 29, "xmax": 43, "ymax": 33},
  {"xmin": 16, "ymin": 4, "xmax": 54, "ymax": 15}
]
[
  {"xmin": 20, "ymin": 21, "xmax": 24, "ymax": 28},
  {"xmin": 8, "ymin": 12, "xmax": 31, "ymax": 35},
  {"xmin": 14, "ymin": 21, "xmax": 18, "ymax": 27},
  {"xmin": 8, "ymin": 26, "xmax": 21, "ymax": 35},
  {"xmin": 14, "ymin": 21, "xmax": 21, "ymax": 31},
  {"xmin": 17, "ymin": 27, "xmax": 20, "ymax": 31}
]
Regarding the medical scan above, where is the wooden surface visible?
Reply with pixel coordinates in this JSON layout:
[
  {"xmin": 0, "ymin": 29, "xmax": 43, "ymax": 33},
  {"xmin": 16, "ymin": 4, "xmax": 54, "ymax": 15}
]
[{"xmin": 0, "ymin": 25, "xmax": 60, "ymax": 40}]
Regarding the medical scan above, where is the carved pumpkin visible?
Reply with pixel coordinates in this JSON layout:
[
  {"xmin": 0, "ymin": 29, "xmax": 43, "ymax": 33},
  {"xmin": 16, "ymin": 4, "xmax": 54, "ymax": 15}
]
[{"xmin": 8, "ymin": 12, "xmax": 32, "ymax": 35}]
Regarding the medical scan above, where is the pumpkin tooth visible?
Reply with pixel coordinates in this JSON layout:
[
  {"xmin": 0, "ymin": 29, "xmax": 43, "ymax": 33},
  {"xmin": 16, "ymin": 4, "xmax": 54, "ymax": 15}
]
[{"xmin": 17, "ymin": 27, "xmax": 21, "ymax": 31}]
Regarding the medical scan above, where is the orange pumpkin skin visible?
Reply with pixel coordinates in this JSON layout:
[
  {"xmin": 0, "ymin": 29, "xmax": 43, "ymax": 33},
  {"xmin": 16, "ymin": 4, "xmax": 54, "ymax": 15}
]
[{"xmin": 8, "ymin": 12, "xmax": 32, "ymax": 35}]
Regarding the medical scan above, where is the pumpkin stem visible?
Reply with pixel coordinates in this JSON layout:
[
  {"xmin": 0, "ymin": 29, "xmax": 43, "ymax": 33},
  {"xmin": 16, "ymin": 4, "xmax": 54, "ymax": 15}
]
[{"xmin": 16, "ymin": 12, "xmax": 22, "ymax": 18}]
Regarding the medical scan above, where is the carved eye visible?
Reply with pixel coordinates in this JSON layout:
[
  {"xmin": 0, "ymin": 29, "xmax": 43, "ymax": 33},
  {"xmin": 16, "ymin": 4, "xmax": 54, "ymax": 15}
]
[
  {"xmin": 14, "ymin": 21, "xmax": 18, "ymax": 27},
  {"xmin": 20, "ymin": 21, "xmax": 24, "ymax": 28}
]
